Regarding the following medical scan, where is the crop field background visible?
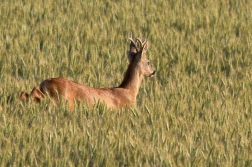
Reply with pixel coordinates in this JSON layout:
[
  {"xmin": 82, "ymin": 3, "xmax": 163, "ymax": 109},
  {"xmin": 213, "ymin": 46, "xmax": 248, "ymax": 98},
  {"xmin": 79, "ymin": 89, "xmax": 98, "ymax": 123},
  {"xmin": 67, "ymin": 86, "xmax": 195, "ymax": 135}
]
[{"xmin": 1, "ymin": 0, "xmax": 252, "ymax": 166}]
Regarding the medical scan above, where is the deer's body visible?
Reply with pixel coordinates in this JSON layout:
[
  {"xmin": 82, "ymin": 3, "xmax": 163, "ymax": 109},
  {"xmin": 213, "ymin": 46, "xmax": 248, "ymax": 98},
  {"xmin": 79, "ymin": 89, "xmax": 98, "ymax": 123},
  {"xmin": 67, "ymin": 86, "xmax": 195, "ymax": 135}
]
[
  {"xmin": 34, "ymin": 78, "xmax": 136, "ymax": 110},
  {"xmin": 20, "ymin": 38, "xmax": 155, "ymax": 111}
]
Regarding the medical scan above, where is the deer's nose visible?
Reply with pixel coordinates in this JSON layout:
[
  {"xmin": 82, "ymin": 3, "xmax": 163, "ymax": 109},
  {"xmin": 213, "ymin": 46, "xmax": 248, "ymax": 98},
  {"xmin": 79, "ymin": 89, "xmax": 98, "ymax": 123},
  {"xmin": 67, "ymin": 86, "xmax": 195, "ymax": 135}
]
[{"xmin": 150, "ymin": 70, "xmax": 156, "ymax": 77}]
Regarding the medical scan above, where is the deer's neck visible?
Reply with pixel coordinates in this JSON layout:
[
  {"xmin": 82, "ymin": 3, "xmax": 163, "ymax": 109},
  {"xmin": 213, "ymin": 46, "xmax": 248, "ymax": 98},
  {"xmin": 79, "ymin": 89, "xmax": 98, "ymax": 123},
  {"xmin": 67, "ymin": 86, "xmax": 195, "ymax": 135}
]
[{"xmin": 119, "ymin": 62, "xmax": 143, "ymax": 97}]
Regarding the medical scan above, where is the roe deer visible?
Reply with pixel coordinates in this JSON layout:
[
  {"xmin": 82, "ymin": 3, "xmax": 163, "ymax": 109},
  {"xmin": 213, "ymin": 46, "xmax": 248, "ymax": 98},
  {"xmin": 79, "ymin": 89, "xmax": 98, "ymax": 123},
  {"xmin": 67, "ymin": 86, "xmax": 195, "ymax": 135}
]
[{"xmin": 20, "ymin": 37, "xmax": 156, "ymax": 111}]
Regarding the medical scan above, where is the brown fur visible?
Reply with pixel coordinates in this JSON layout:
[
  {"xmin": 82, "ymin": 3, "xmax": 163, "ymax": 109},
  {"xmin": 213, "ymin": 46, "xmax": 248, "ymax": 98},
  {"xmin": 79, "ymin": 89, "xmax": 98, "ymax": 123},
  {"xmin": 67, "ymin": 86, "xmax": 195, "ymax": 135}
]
[{"xmin": 20, "ymin": 38, "xmax": 156, "ymax": 111}]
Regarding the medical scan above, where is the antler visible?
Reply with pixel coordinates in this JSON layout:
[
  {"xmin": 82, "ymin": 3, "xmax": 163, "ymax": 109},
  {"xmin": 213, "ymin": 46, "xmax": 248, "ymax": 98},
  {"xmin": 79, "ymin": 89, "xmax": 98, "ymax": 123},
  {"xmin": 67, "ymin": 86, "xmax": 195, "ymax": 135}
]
[
  {"xmin": 136, "ymin": 38, "xmax": 147, "ymax": 48},
  {"xmin": 129, "ymin": 37, "xmax": 138, "ymax": 53},
  {"xmin": 128, "ymin": 37, "xmax": 148, "ymax": 53}
]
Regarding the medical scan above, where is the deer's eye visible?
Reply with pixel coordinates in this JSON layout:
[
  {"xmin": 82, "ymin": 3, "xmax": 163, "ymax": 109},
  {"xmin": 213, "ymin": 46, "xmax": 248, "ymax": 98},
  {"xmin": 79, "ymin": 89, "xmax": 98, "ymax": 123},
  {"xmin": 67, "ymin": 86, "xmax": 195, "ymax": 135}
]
[{"xmin": 147, "ymin": 62, "xmax": 150, "ymax": 65}]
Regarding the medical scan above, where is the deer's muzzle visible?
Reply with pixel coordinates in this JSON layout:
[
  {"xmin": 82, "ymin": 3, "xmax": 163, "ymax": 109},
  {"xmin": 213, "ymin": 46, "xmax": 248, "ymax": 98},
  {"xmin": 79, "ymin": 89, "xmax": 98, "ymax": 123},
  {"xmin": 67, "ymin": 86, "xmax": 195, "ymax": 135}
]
[{"xmin": 150, "ymin": 70, "xmax": 156, "ymax": 77}]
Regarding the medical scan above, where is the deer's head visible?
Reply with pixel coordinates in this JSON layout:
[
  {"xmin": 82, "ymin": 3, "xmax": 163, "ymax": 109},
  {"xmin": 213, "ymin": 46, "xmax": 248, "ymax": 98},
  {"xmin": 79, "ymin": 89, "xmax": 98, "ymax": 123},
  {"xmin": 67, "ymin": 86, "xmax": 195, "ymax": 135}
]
[{"xmin": 128, "ymin": 38, "xmax": 156, "ymax": 77}]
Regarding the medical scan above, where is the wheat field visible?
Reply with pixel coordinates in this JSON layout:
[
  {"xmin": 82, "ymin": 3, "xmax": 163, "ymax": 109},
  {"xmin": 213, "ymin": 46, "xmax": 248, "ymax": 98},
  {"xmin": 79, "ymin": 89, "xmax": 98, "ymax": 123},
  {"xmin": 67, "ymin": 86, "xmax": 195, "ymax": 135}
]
[{"xmin": 1, "ymin": 0, "xmax": 252, "ymax": 166}]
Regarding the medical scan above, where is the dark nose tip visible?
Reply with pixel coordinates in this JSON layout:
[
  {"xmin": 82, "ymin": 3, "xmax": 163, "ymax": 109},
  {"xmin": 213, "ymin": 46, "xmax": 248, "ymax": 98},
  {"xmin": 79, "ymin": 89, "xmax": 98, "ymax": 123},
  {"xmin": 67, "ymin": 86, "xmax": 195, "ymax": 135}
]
[{"xmin": 150, "ymin": 70, "xmax": 156, "ymax": 77}]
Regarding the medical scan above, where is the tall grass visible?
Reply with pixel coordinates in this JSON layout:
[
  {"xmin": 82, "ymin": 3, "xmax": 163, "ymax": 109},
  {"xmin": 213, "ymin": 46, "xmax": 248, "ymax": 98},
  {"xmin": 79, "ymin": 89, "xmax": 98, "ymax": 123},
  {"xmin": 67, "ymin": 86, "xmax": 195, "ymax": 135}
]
[{"xmin": 1, "ymin": 0, "xmax": 252, "ymax": 166}]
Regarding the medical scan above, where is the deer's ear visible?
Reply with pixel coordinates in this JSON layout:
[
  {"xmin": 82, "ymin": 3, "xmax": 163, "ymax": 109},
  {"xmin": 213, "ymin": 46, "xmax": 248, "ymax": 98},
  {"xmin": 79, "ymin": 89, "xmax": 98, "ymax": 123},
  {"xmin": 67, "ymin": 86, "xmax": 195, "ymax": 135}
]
[{"xmin": 127, "ymin": 51, "xmax": 135, "ymax": 62}]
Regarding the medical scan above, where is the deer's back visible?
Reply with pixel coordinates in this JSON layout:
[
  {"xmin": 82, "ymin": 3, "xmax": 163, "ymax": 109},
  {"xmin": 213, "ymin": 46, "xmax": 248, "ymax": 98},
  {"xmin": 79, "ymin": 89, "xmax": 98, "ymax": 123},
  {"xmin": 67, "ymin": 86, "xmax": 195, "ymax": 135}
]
[{"xmin": 39, "ymin": 78, "xmax": 135, "ymax": 109}]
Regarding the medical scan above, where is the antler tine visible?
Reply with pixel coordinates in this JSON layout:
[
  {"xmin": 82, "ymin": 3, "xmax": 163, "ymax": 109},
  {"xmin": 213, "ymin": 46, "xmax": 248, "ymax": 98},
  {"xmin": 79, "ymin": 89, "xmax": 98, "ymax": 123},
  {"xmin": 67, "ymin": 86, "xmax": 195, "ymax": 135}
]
[
  {"xmin": 129, "ymin": 32, "xmax": 133, "ymax": 43},
  {"xmin": 142, "ymin": 38, "xmax": 147, "ymax": 45},
  {"xmin": 128, "ymin": 37, "xmax": 138, "ymax": 52},
  {"xmin": 128, "ymin": 37, "xmax": 134, "ymax": 43},
  {"xmin": 136, "ymin": 37, "xmax": 143, "ymax": 48}
]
